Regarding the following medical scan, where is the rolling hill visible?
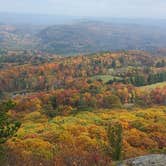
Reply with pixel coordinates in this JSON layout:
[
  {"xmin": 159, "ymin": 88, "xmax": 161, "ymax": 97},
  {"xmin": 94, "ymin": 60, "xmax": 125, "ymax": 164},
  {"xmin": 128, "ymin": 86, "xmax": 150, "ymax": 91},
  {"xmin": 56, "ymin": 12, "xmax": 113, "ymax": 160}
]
[
  {"xmin": 38, "ymin": 21, "xmax": 166, "ymax": 55},
  {"xmin": 1, "ymin": 20, "xmax": 166, "ymax": 56}
]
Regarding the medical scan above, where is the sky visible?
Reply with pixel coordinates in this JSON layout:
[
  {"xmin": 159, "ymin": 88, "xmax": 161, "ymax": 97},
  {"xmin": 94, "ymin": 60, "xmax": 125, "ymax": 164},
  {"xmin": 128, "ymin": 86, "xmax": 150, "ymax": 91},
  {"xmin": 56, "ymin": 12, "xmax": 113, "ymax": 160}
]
[{"xmin": 0, "ymin": 0, "xmax": 166, "ymax": 19}]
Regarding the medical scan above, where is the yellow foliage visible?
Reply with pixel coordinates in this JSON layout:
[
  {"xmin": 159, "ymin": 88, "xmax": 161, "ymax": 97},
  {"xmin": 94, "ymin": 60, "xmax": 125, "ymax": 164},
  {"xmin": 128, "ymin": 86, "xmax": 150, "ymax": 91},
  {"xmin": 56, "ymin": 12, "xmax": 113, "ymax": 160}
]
[{"xmin": 7, "ymin": 106, "xmax": 166, "ymax": 160}]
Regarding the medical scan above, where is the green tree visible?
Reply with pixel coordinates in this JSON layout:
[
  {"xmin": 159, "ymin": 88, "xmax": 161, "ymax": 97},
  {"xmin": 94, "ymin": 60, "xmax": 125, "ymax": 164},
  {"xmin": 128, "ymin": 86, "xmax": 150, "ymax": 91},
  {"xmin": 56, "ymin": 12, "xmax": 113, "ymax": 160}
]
[
  {"xmin": 50, "ymin": 96, "xmax": 58, "ymax": 109},
  {"xmin": 111, "ymin": 60, "xmax": 116, "ymax": 68},
  {"xmin": 0, "ymin": 100, "xmax": 21, "ymax": 144},
  {"xmin": 108, "ymin": 122, "xmax": 123, "ymax": 161},
  {"xmin": 103, "ymin": 95, "xmax": 122, "ymax": 108}
]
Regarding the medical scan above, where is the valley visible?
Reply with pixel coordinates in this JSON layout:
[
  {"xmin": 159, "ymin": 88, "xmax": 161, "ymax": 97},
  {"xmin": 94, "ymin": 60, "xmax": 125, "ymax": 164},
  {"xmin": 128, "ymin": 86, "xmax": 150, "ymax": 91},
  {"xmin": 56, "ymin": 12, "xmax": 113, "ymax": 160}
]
[
  {"xmin": 0, "ymin": 50, "xmax": 166, "ymax": 165},
  {"xmin": 0, "ymin": 14, "xmax": 166, "ymax": 166}
]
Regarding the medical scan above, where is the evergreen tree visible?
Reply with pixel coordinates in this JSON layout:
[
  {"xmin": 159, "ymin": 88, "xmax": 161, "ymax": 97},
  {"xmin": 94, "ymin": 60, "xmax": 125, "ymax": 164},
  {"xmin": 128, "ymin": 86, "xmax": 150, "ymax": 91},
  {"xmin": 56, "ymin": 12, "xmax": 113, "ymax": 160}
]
[
  {"xmin": 50, "ymin": 96, "xmax": 58, "ymax": 109},
  {"xmin": 103, "ymin": 95, "xmax": 122, "ymax": 108},
  {"xmin": 0, "ymin": 100, "xmax": 21, "ymax": 144},
  {"xmin": 111, "ymin": 60, "xmax": 116, "ymax": 68},
  {"xmin": 108, "ymin": 122, "xmax": 123, "ymax": 161}
]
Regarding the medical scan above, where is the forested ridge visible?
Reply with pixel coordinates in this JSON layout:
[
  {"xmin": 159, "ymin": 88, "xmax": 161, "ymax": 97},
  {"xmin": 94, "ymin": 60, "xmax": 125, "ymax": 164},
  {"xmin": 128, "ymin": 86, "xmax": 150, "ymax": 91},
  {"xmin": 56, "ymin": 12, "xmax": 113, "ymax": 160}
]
[
  {"xmin": 0, "ymin": 50, "xmax": 166, "ymax": 165},
  {"xmin": 1, "ymin": 50, "xmax": 166, "ymax": 93}
]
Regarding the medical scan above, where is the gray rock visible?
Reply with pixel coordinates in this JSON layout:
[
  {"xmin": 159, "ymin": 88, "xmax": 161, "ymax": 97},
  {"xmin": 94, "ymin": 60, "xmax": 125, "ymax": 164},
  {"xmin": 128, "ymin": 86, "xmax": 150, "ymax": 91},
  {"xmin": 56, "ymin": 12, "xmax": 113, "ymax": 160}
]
[{"xmin": 118, "ymin": 154, "xmax": 166, "ymax": 166}]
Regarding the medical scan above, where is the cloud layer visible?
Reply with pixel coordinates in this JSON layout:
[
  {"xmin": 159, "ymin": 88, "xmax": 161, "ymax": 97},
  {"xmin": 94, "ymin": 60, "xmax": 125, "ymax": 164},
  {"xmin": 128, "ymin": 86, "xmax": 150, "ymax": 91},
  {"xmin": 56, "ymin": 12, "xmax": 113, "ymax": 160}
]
[{"xmin": 0, "ymin": 0, "xmax": 166, "ymax": 18}]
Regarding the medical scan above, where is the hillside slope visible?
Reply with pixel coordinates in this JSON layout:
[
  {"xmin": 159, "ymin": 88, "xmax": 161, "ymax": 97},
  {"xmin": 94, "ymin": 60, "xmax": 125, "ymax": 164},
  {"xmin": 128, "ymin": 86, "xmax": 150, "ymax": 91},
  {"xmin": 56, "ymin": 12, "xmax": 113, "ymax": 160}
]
[{"xmin": 38, "ymin": 21, "xmax": 166, "ymax": 55}]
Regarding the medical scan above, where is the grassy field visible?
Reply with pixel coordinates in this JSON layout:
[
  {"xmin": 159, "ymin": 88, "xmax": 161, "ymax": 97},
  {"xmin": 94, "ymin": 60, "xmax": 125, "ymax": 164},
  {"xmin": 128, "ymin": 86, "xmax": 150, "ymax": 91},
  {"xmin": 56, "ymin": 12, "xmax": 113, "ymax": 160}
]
[
  {"xmin": 91, "ymin": 75, "xmax": 122, "ymax": 83},
  {"xmin": 139, "ymin": 81, "xmax": 166, "ymax": 90}
]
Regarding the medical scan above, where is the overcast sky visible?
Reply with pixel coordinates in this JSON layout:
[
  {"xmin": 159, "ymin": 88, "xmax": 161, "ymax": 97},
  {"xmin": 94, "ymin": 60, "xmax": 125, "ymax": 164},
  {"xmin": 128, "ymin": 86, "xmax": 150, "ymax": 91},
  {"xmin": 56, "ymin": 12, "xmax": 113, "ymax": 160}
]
[{"xmin": 0, "ymin": 0, "xmax": 166, "ymax": 18}]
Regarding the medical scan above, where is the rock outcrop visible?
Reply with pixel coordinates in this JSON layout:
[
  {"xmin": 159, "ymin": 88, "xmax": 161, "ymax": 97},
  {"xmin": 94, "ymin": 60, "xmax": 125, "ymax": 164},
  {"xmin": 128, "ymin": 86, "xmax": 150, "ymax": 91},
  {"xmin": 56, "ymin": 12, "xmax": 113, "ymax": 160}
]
[{"xmin": 118, "ymin": 154, "xmax": 166, "ymax": 166}]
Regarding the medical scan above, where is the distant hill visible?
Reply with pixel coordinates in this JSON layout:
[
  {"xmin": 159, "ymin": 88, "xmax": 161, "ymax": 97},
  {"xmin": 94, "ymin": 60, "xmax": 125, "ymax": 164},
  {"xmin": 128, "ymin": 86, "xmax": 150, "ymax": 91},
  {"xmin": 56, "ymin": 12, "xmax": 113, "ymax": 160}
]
[
  {"xmin": 1, "ymin": 19, "xmax": 166, "ymax": 55},
  {"xmin": 0, "ymin": 24, "xmax": 42, "ymax": 50},
  {"xmin": 38, "ymin": 21, "xmax": 166, "ymax": 55}
]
